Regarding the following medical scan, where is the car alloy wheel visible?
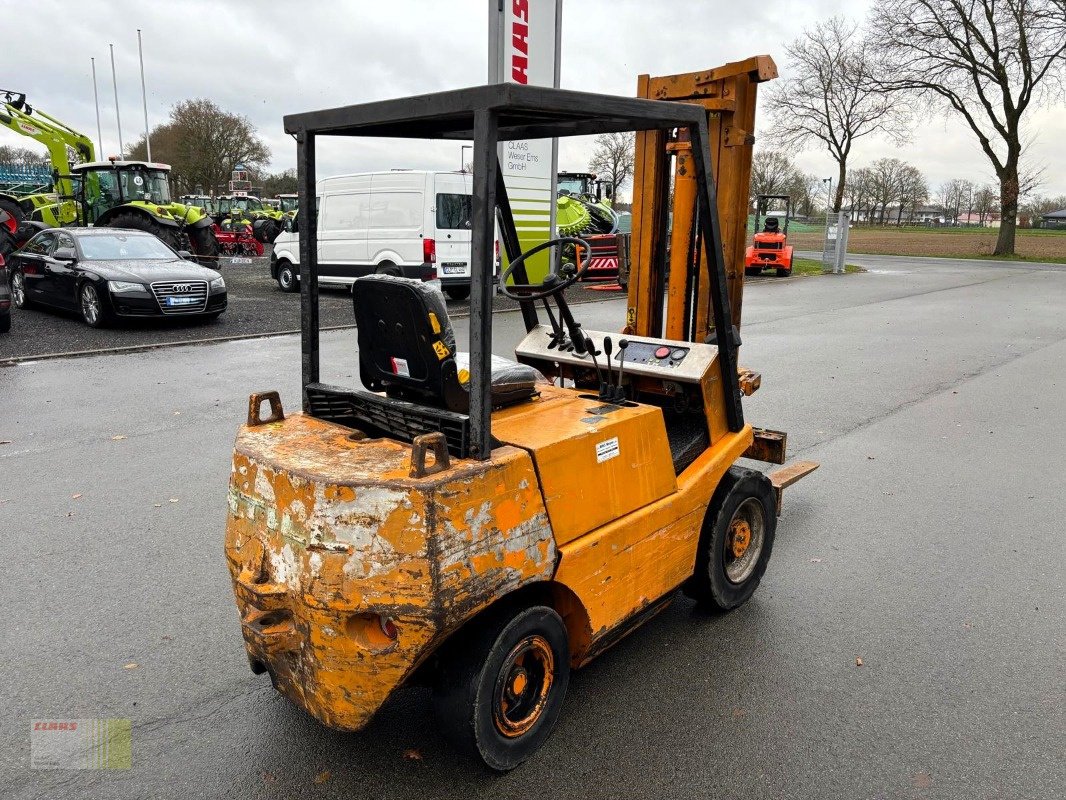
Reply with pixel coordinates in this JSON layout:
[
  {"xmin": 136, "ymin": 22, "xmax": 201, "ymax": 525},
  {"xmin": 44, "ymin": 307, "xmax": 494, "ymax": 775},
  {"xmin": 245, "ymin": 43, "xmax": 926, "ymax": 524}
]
[
  {"xmin": 11, "ymin": 271, "xmax": 26, "ymax": 308},
  {"xmin": 80, "ymin": 284, "xmax": 103, "ymax": 327}
]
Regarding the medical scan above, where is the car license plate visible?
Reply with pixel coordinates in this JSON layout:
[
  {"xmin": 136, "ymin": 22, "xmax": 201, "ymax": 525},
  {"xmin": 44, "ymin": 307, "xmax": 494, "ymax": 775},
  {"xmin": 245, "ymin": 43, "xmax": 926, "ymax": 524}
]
[
  {"xmin": 442, "ymin": 262, "xmax": 467, "ymax": 275},
  {"xmin": 230, "ymin": 257, "xmax": 253, "ymax": 264},
  {"xmin": 166, "ymin": 296, "xmax": 199, "ymax": 307}
]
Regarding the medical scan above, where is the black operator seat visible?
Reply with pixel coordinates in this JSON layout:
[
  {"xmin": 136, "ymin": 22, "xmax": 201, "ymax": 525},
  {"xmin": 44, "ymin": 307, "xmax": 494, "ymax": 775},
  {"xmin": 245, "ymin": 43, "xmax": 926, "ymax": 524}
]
[
  {"xmin": 352, "ymin": 275, "xmax": 542, "ymax": 413},
  {"xmin": 763, "ymin": 216, "xmax": 780, "ymax": 233}
]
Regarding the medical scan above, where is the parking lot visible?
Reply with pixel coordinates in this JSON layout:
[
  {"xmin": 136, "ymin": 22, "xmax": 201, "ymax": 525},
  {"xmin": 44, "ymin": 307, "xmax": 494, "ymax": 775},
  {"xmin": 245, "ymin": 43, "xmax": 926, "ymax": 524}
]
[
  {"xmin": 0, "ymin": 255, "xmax": 627, "ymax": 362},
  {"xmin": 3, "ymin": 253, "xmax": 1063, "ymax": 800}
]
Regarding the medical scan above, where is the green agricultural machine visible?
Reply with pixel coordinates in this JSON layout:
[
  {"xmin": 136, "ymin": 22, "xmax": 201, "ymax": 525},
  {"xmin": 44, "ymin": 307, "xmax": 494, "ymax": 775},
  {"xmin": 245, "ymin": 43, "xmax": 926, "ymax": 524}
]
[
  {"xmin": 276, "ymin": 193, "xmax": 298, "ymax": 218},
  {"xmin": 0, "ymin": 90, "xmax": 219, "ymax": 263},
  {"xmin": 214, "ymin": 194, "xmax": 285, "ymax": 243}
]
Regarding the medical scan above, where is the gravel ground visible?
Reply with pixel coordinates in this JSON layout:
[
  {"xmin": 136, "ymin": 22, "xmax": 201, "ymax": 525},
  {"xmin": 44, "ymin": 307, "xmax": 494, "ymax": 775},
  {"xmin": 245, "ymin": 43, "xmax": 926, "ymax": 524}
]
[{"xmin": 0, "ymin": 256, "xmax": 629, "ymax": 362}]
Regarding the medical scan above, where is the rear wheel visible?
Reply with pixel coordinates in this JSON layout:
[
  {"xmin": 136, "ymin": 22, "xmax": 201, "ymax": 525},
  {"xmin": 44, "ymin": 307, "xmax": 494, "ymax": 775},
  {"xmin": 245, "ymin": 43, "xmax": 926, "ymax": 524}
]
[
  {"xmin": 10, "ymin": 269, "xmax": 30, "ymax": 308},
  {"xmin": 445, "ymin": 285, "xmax": 470, "ymax": 301},
  {"xmin": 0, "ymin": 312, "xmax": 9, "ymax": 333},
  {"xmin": 776, "ymin": 267, "xmax": 791, "ymax": 278},
  {"xmin": 745, "ymin": 266, "xmax": 761, "ymax": 277},
  {"xmin": 433, "ymin": 605, "xmax": 570, "ymax": 772},
  {"xmin": 684, "ymin": 467, "xmax": 776, "ymax": 611},
  {"xmin": 375, "ymin": 262, "xmax": 400, "ymax": 277}
]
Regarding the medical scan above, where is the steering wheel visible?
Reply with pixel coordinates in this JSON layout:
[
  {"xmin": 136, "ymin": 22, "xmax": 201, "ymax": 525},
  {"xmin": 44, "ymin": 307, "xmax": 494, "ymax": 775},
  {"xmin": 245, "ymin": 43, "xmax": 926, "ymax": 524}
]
[{"xmin": 499, "ymin": 236, "xmax": 592, "ymax": 301}]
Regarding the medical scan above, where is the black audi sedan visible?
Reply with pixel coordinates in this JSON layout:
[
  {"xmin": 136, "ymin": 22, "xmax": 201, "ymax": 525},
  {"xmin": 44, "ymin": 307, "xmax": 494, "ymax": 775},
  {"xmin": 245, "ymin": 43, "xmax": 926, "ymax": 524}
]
[{"xmin": 7, "ymin": 228, "xmax": 227, "ymax": 327}]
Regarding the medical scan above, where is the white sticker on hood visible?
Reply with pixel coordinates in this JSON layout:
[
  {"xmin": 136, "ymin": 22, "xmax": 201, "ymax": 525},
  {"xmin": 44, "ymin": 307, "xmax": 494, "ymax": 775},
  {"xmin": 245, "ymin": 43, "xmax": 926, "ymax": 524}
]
[{"xmin": 596, "ymin": 437, "xmax": 619, "ymax": 463}]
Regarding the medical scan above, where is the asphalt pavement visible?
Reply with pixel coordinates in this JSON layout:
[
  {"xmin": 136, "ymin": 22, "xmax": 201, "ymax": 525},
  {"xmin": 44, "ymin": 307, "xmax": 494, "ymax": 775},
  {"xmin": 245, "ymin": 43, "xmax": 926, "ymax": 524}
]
[
  {"xmin": 1, "ymin": 253, "xmax": 1064, "ymax": 799},
  {"xmin": 0, "ymin": 255, "xmax": 627, "ymax": 362}
]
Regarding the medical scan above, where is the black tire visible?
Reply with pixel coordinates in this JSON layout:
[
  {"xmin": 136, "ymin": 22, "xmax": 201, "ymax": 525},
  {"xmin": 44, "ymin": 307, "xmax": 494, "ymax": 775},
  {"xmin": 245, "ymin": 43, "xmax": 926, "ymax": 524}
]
[
  {"xmin": 0, "ymin": 312, "xmax": 10, "ymax": 333},
  {"xmin": 684, "ymin": 467, "xmax": 777, "ymax": 611},
  {"xmin": 78, "ymin": 281, "xmax": 109, "ymax": 328},
  {"xmin": 276, "ymin": 261, "xmax": 298, "ymax": 293},
  {"xmin": 376, "ymin": 262, "xmax": 400, "ymax": 277},
  {"xmin": 0, "ymin": 196, "xmax": 25, "ymax": 224},
  {"xmin": 744, "ymin": 267, "xmax": 761, "ymax": 277},
  {"xmin": 433, "ymin": 605, "xmax": 570, "ymax": 772},
  {"xmin": 444, "ymin": 285, "xmax": 470, "ymax": 301},
  {"xmin": 10, "ymin": 269, "xmax": 31, "ymax": 309},
  {"xmin": 187, "ymin": 224, "xmax": 221, "ymax": 267},
  {"xmin": 776, "ymin": 267, "xmax": 791, "ymax": 278}
]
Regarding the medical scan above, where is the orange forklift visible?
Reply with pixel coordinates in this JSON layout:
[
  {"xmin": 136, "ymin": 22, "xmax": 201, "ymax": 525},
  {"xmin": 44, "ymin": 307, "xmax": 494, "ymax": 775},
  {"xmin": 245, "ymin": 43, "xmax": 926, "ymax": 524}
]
[
  {"xmin": 225, "ymin": 61, "xmax": 816, "ymax": 771},
  {"xmin": 744, "ymin": 193, "xmax": 795, "ymax": 277}
]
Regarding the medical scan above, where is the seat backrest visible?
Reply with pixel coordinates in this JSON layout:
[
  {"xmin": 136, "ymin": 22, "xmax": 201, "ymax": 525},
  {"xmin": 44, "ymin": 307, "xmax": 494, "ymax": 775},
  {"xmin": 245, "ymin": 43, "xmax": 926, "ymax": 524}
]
[
  {"xmin": 352, "ymin": 275, "xmax": 469, "ymax": 412},
  {"xmin": 763, "ymin": 216, "xmax": 780, "ymax": 233}
]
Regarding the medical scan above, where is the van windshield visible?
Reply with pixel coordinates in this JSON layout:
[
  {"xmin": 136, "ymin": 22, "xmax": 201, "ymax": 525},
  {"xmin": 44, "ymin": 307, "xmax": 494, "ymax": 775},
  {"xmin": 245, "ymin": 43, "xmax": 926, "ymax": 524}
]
[{"xmin": 436, "ymin": 193, "xmax": 472, "ymax": 230}]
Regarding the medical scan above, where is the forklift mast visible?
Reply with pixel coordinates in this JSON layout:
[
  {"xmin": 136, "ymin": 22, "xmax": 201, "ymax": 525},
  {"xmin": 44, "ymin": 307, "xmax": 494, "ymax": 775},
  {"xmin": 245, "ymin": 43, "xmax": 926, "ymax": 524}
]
[{"xmin": 626, "ymin": 57, "xmax": 778, "ymax": 340}]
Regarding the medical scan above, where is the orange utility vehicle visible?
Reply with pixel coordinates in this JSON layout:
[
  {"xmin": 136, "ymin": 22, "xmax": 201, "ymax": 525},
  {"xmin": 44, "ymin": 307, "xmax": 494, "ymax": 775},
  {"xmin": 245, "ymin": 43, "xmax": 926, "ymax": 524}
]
[
  {"xmin": 744, "ymin": 194, "xmax": 794, "ymax": 277},
  {"xmin": 225, "ymin": 62, "xmax": 815, "ymax": 771}
]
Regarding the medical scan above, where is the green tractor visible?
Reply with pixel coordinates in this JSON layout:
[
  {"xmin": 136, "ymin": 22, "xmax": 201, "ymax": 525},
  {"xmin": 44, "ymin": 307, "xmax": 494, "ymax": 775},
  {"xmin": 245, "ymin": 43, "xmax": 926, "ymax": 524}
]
[
  {"xmin": 180, "ymin": 194, "xmax": 218, "ymax": 216},
  {"xmin": 215, "ymin": 194, "xmax": 284, "ymax": 243},
  {"xmin": 0, "ymin": 91, "xmax": 220, "ymax": 263},
  {"xmin": 70, "ymin": 159, "xmax": 219, "ymax": 262},
  {"xmin": 276, "ymin": 193, "xmax": 298, "ymax": 218}
]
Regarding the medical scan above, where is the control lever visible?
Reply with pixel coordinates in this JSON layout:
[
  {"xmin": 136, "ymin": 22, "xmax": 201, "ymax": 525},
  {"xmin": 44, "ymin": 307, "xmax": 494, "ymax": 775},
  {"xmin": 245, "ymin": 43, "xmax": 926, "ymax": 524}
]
[
  {"xmin": 584, "ymin": 335, "xmax": 608, "ymax": 398},
  {"xmin": 603, "ymin": 337, "xmax": 614, "ymax": 392},
  {"xmin": 614, "ymin": 339, "xmax": 630, "ymax": 401}
]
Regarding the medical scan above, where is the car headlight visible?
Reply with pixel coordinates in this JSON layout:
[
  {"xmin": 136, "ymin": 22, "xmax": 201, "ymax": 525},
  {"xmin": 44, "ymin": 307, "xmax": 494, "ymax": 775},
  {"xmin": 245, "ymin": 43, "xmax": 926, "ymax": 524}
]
[
  {"xmin": 209, "ymin": 277, "xmax": 226, "ymax": 291},
  {"xmin": 108, "ymin": 280, "xmax": 148, "ymax": 294}
]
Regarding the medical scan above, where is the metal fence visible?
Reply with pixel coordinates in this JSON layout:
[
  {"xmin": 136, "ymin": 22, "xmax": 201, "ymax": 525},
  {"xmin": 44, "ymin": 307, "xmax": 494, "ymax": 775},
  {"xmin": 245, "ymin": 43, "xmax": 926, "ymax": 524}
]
[{"xmin": 821, "ymin": 211, "xmax": 851, "ymax": 274}]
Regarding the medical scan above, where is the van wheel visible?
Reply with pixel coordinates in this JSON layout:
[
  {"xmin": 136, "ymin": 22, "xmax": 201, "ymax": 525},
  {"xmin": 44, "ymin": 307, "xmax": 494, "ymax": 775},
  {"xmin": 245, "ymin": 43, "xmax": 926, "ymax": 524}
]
[
  {"xmin": 684, "ymin": 466, "xmax": 776, "ymax": 611},
  {"xmin": 276, "ymin": 261, "xmax": 298, "ymax": 292},
  {"xmin": 433, "ymin": 605, "xmax": 570, "ymax": 772},
  {"xmin": 445, "ymin": 285, "xmax": 470, "ymax": 301},
  {"xmin": 376, "ymin": 262, "xmax": 400, "ymax": 277}
]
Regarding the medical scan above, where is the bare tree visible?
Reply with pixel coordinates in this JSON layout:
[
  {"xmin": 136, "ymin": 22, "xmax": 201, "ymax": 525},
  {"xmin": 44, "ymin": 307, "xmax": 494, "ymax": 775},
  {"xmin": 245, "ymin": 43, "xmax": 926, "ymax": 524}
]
[
  {"xmin": 845, "ymin": 167, "xmax": 876, "ymax": 223},
  {"xmin": 748, "ymin": 150, "xmax": 802, "ymax": 209},
  {"xmin": 971, "ymin": 185, "xmax": 999, "ymax": 225},
  {"xmin": 128, "ymin": 99, "xmax": 270, "ymax": 195},
  {"xmin": 587, "ymin": 132, "xmax": 635, "ymax": 195},
  {"xmin": 766, "ymin": 15, "xmax": 908, "ymax": 212},
  {"xmin": 1020, "ymin": 193, "xmax": 1066, "ymax": 226},
  {"xmin": 869, "ymin": 0, "xmax": 1066, "ymax": 253},
  {"xmin": 895, "ymin": 164, "xmax": 928, "ymax": 225},
  {"xmin": 0, "ymin": 144, "xmax": 49, "ymax": 165}
]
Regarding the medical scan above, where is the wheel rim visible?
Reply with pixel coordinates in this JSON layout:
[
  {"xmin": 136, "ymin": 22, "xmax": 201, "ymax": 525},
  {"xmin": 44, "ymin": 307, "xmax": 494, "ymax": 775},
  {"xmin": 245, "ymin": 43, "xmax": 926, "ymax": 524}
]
[
  {"xmin": 280, "ymin": 268, "xmax": 292, "ymax": 289},
  {"xmin": 11, "ymin": 272, "xmax": 25, "ymax": 307},
  {"xmin": 724, "ymin": 498, "xmax": 765, "ymax": 584},
  {"xmin": 81, "ymin": 285, "xmax": 100, "ymax": 325},
  {"xmin": 492, "ymin": 634, "xmax": 555, "ymax": 738}
]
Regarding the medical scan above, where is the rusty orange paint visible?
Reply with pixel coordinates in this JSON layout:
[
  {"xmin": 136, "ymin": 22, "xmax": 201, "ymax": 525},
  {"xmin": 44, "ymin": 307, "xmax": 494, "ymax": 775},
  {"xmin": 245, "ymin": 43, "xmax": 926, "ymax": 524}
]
[{"xmin": 225, "ymin": 413, "xmax": 555, "ymax": 730}]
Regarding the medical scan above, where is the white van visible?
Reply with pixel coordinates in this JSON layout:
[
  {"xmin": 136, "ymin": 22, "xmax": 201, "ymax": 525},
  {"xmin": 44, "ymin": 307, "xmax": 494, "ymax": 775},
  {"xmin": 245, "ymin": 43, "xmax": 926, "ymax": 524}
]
[{"xmin": 270, "ymin": 170, "xmax": 487, "ymax": 300}]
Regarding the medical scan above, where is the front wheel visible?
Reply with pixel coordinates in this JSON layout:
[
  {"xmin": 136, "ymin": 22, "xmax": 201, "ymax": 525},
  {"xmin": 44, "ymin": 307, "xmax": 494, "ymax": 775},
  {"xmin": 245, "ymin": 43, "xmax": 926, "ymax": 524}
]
[
  {"xmin": 684, "ymin": 466, "xmax": 777, "ymax": 611},
  {"xmin": 433, "ymin": 605, "xmax": 570, "ymax": 772},
  {"xmin": 79, "ymin": 282, "xmax": 109, "ymax": 328},
  {"xmin": 276, "ymin": 261, "xmax": 298, "ymax": 292}
]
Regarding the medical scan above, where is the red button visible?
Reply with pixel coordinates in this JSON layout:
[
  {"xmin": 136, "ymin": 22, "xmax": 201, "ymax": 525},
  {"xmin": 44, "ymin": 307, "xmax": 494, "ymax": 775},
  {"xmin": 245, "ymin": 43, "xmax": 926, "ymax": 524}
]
[{"xmin": 654, "ymin": 346, "xmax": 670, "ymax": 359}]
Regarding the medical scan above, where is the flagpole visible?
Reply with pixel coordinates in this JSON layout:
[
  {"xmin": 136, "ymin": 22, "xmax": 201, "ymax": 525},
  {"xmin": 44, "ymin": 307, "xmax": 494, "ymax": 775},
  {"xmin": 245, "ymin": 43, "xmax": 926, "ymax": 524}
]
[
  {"xmin": 90, "ymin": 57, "xmax": 104, "ymax": 156},
  {"xmin": 109, "ymin": 43, "xmax": 124, "ymax": 157},
  {"xmin": 137, "ymin": 29, "xmax": 151, "ymax": 161}
]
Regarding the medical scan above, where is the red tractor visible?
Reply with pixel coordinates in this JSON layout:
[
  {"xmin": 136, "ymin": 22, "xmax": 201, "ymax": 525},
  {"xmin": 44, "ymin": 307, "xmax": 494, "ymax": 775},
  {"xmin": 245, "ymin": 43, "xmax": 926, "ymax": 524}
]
[{"xmin": 745, "ymin": 194, "xmax": 794, "ymax": 278}]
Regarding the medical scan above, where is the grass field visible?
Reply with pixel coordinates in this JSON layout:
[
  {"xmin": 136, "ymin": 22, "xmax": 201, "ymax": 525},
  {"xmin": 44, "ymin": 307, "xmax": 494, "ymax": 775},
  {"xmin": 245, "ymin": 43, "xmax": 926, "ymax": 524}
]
[{"xmin": 785, "ymin": 226, "xmax": 1066, "ymax": 263}]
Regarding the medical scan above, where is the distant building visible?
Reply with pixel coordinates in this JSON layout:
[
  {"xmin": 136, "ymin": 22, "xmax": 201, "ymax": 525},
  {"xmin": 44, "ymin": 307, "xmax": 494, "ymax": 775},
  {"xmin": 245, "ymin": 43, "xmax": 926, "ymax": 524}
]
[{"xmin": 1040, "ymin": 209, "xmax": 1066, "ymax": 230}]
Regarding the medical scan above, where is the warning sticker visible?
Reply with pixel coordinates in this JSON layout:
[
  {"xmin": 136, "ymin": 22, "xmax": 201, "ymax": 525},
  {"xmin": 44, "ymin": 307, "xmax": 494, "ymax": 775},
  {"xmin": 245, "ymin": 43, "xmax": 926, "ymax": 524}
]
[
  {"xmin": 432, "ymin": 340, "xmax": 450, "ymax": 360},
  {"xmin": 391, "ymin": 357, "xmax": 410, "ymax": 377},
  {"xmin": 596, "ymin": 437, "xmax": 620, "ymax": 463}
]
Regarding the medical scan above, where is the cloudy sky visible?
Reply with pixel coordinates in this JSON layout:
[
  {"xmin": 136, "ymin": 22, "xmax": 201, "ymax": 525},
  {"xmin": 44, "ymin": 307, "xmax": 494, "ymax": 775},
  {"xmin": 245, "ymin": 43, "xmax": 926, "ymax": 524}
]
[{"xmin": 4, "ymin": 0, "xmax": 1064, "ymax": 199}]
